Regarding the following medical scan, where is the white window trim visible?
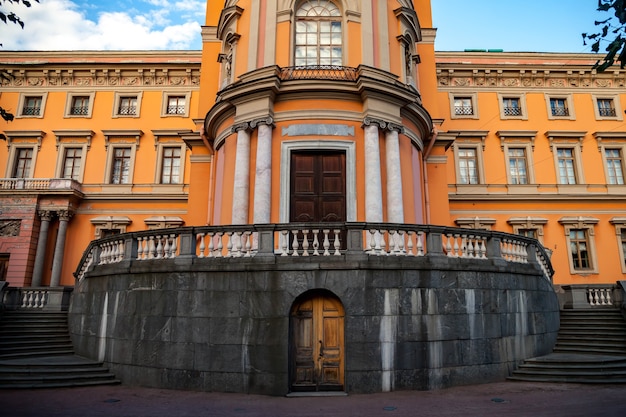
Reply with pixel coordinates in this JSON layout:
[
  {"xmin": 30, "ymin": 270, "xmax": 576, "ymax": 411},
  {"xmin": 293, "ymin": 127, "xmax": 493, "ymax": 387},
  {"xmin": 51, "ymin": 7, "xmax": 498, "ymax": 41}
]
[
  {"xmin": 497, "ymin": 131, "xmax": 537, "ymax": 185},
  {"xmin": 450, "ymin": 131, "xmax": 488, "ymax": 186},
  {"xmin": 594, "ymin": 132, "xmax": 626, "ymax": 186},
  {"xmin": 545, "ymin": 94, "xmax": 576, "ymax": 120},
  {"xmin": 16, "ymin": 92, "xmax": 48, "ymax": 118},
  {"xmin": 54, "ymin": 143, "xmax": 89, "ymax": 182},
  {"xmin": 90, "ymin": 216, "xmax": 132, "ymax": 239},
  {"xmin": 6, "ymin": 144, "xmax": 38, "ymax": 178},
  {"xmin": 102, "ymin": 132, "xmax": 141, "ymax": 186},
  {"xmin": 144, "ymin": 216, "xmax": 184, "ymax": 230},
  {"xmin": 454, "ymin": 217, "xmax": 496, "ymax": 230},
  {"xmin": 507, "ymin": 217, "xmax": 548, "ymax": 244},
  {"xmin": 449, "ymin": 93, "xmax": 479, "ymax": 120},
  {"xmin": 592, "ymin": 94, "xmax": 623, "ymax": 121},
  {"xmin": 559, "ymin": 216, "xmax": 599, "ymax": 275},
  {"xmin": 497, "ymin": 93, "xmax": 528, "ymax": 120},
  {"xmin": 161, "ymin": 91, "xmax": 191, "ymax": 118},
  {"xmin": 546, "ymin": 131, "xmax": 586, "ymax": 185},
  {"xmin": 64, "ymin": 92, "xmax": 96, "ymax": 118},
  {"xmin": 609, "ymin": 217, "xmax": 626, "ymax": 273},
  {"xmin": 279, "ymin": 140, "xmax": 356, "ymax": 223},
  {"xmin": 112, "ymin": 92, "xmax": 143, "ymax": 118},
  {"xmin": 154, "ymin": 142, "xmax": 186, "ymax": 185}
]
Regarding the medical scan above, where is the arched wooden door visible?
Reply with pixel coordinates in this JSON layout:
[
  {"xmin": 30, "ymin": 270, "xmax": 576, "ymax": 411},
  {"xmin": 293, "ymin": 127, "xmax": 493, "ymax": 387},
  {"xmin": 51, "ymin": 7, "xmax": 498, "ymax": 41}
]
[{"xmin": 290, "ymin": 292, "xmax": 345, "ymax": 392}]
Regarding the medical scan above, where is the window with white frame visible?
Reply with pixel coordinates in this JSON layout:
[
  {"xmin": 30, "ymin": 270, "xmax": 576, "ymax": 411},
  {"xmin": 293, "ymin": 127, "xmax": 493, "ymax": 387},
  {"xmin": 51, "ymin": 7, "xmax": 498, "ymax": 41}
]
[
  {"xmin": 152, "ymin": 130, "xmax": 188, "ymax": 185},
  {"xmin": 161, "ymin": 92, "xmax": 190, "ymax": 117},
  {"xmin": 610, "ymin": 218, "xmax": 626, "ymax": 273},
  {"xmin": 497, "ymin": 131, "xmax": 537, "ymax": 185},
  {"xmin": 451, "ymin": 132, "xmax": 487, "ymax": 186},
  {"xmin": 113, "ymin": 92, "xmax": 142, "ymax": 117},
  {"xmin": 507, "ymin": 217, "xmax": 547, "ymax": 244},
  {"xmin": 17, "ymin": 93, "xmax": 47, "ymax": 118},
  {"xmin": 53, "ymin": 130, "xmax": 92, "ymax": 183},
  {"xmin": 547, "ymin": 132, "xmax": 586, "ymax": 186},
  {"xmin": 103, "ymin": 130, "xmax": 142, "ymax": 186},
  {"xmin": 546, "ymin": 94, "xmax": 575, "ymax": 120},
  {"xmin": 449, "ymin": 93, "xmax": 478, "ymax": 119},
  {"xmin": 64, "ymin": 92, "xmax": 95, "ymax": 118},
  {"xmin": 498, "ymin": 94, "xmax": 528, "ymax": 120},
  {"xmin": 593, "ymin": 95, "xmax": 622, "ymax": 120},
  {"xmin": 457, "ymin": 147, "xmax": 479, "ymax": 184},
  {"xmin": 294, "ymin": 0, "xmax": 342, "ymax": 67},
  {"xmin": 559, "ymin": 217, "xmax": 599, "ymax": 274},
  {"xmin": 594, "ymin": 132, "xmax": 626, "ymax": 186},
  {"xmin": 3, "ymin": 131, "xmax": 43, "ymax": 179}
]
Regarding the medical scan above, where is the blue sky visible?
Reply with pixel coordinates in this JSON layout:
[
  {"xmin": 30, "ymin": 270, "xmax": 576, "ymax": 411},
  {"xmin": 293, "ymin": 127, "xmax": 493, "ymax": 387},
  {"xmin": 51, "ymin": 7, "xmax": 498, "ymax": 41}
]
[{"xmin": 0, "ymin": 0, "xmax": 609, "ymax": 53}]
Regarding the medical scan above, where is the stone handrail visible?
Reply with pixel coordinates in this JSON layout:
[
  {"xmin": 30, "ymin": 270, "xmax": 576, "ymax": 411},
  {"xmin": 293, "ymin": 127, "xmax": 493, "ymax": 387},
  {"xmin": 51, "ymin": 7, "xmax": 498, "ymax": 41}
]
[
  {"xmin": 0, "ymin": 178, "xmax": 82, "ymax": 192},
  {"xmin": 74, "ymin": 223, "xmax": 554, "ymax": 283},
  {"xmin": 0, "ymin": 286, "xmax": 73, "ymax": 311}
]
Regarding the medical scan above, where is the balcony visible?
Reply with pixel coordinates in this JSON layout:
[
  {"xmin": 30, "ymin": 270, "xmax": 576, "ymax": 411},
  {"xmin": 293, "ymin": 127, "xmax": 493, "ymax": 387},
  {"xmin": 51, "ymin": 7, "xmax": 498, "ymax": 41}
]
[
  {"xmin": 278, "ymin": 65, "xmax": 358, "ymax": 81},
  {"xmin": 0, "ymin": 178, "xmax": 82, "ymax": 193}
]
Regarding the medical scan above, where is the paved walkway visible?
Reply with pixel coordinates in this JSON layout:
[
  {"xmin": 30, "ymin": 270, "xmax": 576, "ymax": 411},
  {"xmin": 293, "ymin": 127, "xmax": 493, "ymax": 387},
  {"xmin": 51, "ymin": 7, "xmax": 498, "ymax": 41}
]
[{"xmin": 1, "ymin": 381, "xmax": 626, "ymax": 417}]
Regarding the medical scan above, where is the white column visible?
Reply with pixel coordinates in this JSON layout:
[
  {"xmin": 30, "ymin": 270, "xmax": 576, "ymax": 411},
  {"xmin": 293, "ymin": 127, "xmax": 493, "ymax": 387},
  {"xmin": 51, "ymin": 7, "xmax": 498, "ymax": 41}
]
[
  {"xmin": 50, "ymin": 210, "xmax": 72, "ymax": 287},
  {"xmin": 385, "ymin": 125, "xmax": 405, "ymax": 223},
  {"xmin": 253, "ymin": 120, "xmax": 273, "ymax": 224},
  {"xmin": 232, "ymin": 123, "xmax": 251, "ymax": 225},
  {"xmin": 31, "ymin": 210, "xmax": 52, "ymax": 287},
  {"xmin": 363, "ymin": 119, "xmax": 384, "ymax": 223}
]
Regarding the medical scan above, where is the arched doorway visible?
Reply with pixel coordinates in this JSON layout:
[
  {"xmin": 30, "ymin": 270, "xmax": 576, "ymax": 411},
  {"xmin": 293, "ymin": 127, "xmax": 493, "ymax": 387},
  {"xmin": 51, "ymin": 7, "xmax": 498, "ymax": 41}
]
[{"xmin": 289, "ymin": 290, "xmax": 345, "ymax": 392}]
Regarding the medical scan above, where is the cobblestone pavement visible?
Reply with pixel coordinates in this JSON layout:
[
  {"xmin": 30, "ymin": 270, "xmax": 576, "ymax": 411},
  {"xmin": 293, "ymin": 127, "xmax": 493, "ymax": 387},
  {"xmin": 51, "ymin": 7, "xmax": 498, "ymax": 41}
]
[{"xmin": 1, "ymin": 382, "xmax": 626, "ymax": 417}]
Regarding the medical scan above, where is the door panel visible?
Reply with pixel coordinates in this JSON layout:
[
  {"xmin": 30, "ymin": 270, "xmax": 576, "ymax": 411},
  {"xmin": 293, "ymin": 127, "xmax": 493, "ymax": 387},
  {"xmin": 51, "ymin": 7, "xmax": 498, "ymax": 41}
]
[
  {"xmin": 291, "ymin": 294, "xmax": 345, "ymax": 392},
  {"xmin": 290, "ymin": 151, "xmax": 346, "ymax": 224}
]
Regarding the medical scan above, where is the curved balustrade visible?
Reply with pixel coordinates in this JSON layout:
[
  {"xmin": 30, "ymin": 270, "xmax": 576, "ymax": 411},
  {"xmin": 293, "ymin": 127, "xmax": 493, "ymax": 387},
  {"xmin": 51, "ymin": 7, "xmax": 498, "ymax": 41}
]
[{"xmin": 74, "ymin": 223, "xmax": 554, "ymax": 283}]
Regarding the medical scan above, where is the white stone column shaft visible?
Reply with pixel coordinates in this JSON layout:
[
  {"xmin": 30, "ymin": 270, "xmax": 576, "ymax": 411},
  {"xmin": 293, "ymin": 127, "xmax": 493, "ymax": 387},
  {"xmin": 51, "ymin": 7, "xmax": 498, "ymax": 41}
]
[
  {"xmin": 253, "ymin": 123, "xmax": 273, "ymax": 224},
  {"xmin": 50, "ymin": 210, "xmax": 72, "ymax": 287},
  {"xmin": 232, "ymin": 126, "xmax": 251, "ymax": 225},
  {"xmin": 364, "ymin": 124, "xmax": 383, "ymax": 222},
  {"xmin": 385, "ymin": 128, "xmax": 404, "ymax": 223}
]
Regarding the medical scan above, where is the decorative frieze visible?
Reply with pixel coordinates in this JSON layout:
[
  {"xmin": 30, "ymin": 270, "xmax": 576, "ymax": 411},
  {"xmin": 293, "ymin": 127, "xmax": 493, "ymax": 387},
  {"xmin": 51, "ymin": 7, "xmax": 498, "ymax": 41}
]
[
  {"xmin": 437, "ymin": 67, "xmax": 625, "ymax": 90},
  {"xmin": 1, "ymin": 67, "xmax": 200, "ymax": 90}
]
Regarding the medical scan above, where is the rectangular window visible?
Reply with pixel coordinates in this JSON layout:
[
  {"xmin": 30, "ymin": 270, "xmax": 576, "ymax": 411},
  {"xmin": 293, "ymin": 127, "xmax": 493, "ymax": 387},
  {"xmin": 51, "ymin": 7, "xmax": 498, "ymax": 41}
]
[
  {"xmin": 160, "ymin": 147, "xmax": 181, "ymax": 184},
  {"xmin": 569, "ymin": 229, "xmax": 591, "ymax": 270},
  {"xmin": 458, "ymin": 148, "xmax": 478, "ymax": 184},
  {"xmin": 503, "ymin": 97, "xmax": 521, "ymax": 116},
  {"xmin": 550, "ymin": 98, "xmax": 569, "ymax": 117},
  {"xmin": 110, "ymin": 147, "xmax": 132, "ymax": 184},
  {"xmin": 517, "ymin": 228, "xmax": 537, "ymax": 239},
  {"xmin": 605, "ymin": 148, "xmax": 625, "ymax": 185},
  {"xmin": 62, "ymin": 148, "xmax": 82, "ymax": 181},
  {"xmin": 22, "ymin": 96, "xmax": 42, "ymax": 116},
  {"xmin": 12, "ymin": 148, "xmax": 33, "ymax": 178},
  {"xmin": 167, "ymin": 96, "xmax": 186, "ymax": 115},
  {"xmin": 117, "ymin": 96, "xmax": 137, "ymax": 116},
  {"xmin": 597, "ymin": 98, "xmax": 617, "ymax": 117},
  {"xmin": 557, "ymin": 148, "xmax": 577, "ymax": 184},
  {"xmin": 454, "ymin": 97, "xmax": 473, "ymax": 116},
  {"xmin": 508, "ymin": 148, "xmax": 528, "ymax": 185},
  {"xmin": 70, "ymin": 96, "xmax": 90, "ymax": 115}
]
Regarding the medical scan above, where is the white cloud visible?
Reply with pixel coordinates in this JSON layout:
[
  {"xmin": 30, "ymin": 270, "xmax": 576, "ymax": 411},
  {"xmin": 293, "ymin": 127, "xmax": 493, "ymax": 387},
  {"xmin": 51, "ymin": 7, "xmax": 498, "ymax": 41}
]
[{"xmin": 1, "ymin": 0, "xmax": 204, "ymax": 50}]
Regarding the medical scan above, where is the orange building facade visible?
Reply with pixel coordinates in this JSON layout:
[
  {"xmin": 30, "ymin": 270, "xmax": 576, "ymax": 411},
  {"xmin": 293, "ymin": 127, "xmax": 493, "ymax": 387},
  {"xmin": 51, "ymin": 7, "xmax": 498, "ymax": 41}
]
[{"xmin": 0, "ymin": 0, "xmax": 624, "ymax": 294}]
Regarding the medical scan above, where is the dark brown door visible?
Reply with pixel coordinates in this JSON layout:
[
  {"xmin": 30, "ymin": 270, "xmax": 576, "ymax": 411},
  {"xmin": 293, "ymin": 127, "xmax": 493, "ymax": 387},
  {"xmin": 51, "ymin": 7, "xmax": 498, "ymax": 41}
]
[
  {"xmin": 290, "ymin": 151, "xmax": 346, "ymax": 223},
  {"xmin": 290, "ymin": 294, "xmax": 345, "ymax": 392}
]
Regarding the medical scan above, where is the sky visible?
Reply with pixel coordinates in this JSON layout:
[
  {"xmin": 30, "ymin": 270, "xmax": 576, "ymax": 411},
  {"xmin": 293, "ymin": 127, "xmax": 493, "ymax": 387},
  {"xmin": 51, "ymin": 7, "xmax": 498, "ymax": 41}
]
[{"xmin": 0, "ymin": 0, "xmax": 610, "ymax": 53}]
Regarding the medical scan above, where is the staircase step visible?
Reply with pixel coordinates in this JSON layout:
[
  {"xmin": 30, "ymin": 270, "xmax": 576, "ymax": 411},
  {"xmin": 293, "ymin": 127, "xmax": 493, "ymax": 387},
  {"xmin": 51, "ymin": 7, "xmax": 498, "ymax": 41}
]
[
  {"xmin": 507, "ymin": 375, "xmax": 626, "ymax": 384},
  {"xmin": 0, "ymin": 378, "xmax": 121, "ymax": 389}
]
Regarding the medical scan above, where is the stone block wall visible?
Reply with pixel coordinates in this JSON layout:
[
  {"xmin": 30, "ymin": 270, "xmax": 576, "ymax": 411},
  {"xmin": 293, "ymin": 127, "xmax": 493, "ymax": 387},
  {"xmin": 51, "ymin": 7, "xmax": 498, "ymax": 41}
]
[{"xmin": 69, "ymin": 254, "xmax": 559, "ymax": 395}]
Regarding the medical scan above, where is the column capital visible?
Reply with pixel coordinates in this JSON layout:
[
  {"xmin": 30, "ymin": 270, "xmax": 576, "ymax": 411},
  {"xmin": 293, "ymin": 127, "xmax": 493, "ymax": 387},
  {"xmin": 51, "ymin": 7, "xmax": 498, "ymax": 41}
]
[
  {"xmin": 231, "ymin": 122, "xmax": 251, "ymax": 133},
  {"xmin": 57, "ymin": 210, "xmax": 74, "ymax": 221},
  {"xmin": 385, "ymin": 122, "xmax": 405, "ymax": 134},
  {"xmin": 362, "ymin": 117, "xmax": 387, "ymax": 130},
  {"xmin": 250, "ymin": 116, "xmax": 275, "ymax": 129},
  {"xmin": 37, "ymin": 210, "xmax": 54, "ymax": 221}
]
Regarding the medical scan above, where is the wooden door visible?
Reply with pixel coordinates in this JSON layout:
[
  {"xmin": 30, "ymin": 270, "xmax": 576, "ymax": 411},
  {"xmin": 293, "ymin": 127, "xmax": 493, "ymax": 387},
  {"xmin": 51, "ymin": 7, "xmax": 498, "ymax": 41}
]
[
  {"xmin": 290, "ymin": 294, "xmax": 345, "ymax": 392},
  {"xmin": 290, "ymin": 151, "xmax": 346, "ymax": 223}
]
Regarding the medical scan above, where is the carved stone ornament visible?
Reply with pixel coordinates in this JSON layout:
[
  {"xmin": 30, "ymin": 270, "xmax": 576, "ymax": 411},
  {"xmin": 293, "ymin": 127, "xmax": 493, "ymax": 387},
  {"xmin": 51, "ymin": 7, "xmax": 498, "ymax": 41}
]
[{"xmin": 0, "ymin": 220, "xmax": 21, "ymax": 237}]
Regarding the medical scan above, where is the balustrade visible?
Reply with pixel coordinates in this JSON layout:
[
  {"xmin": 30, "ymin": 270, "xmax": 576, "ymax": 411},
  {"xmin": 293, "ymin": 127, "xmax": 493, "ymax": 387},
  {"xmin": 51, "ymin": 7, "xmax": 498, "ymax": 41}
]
[
  {"xmin": 74, "ymin": 223, "xmax": 553, "ymax": 284},
  {"xmin": 587, "ymin": 287, "xmax": 613, "ymax": 306},
  {"xmin": 21, "ymin": 289, "xmax": 48, "ymax": 308}
]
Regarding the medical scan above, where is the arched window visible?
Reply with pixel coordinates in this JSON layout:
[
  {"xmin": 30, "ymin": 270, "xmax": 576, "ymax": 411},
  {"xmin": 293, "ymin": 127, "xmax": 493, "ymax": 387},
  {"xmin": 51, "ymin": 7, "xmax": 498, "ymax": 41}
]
[{"xmin": 294, "ymin": 0, "xmax": 342, "ymax": 67}]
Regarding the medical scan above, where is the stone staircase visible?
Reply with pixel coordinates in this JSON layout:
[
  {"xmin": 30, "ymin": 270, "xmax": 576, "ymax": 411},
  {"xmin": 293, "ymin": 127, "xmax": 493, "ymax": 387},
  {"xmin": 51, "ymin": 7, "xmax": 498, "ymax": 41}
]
[
  {"xmin": 509, "ymin": 308, "xmax": 626, "ymax": 383},
  {"xmin": 0, "ymin": 310, "xmax": 120, "ymax": 388}
]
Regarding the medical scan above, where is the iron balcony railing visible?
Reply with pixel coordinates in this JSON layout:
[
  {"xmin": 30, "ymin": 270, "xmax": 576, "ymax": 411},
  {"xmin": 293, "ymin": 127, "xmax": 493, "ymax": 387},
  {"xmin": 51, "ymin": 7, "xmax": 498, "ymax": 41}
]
[
  {"xmin": 21, "ymin": 107, "xmax": 41, "ymax": 116},
  {"xmin": 503, "ymin": 106, "xmax": 522, "ymax": 116},
  {"xmin": 454, "ymin": 105, "xmax": 474, "ymax": 116},
  {"xmin": 279, "ymin": 65, "xmax": 358, "ymax": 81},
  {"xmin": 551, "ymin": 107, "xmax": 570, "ymax": 117},
  {"xmin": 599, "ymin": 107, "xmax": 617, "ymax": 117}
]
